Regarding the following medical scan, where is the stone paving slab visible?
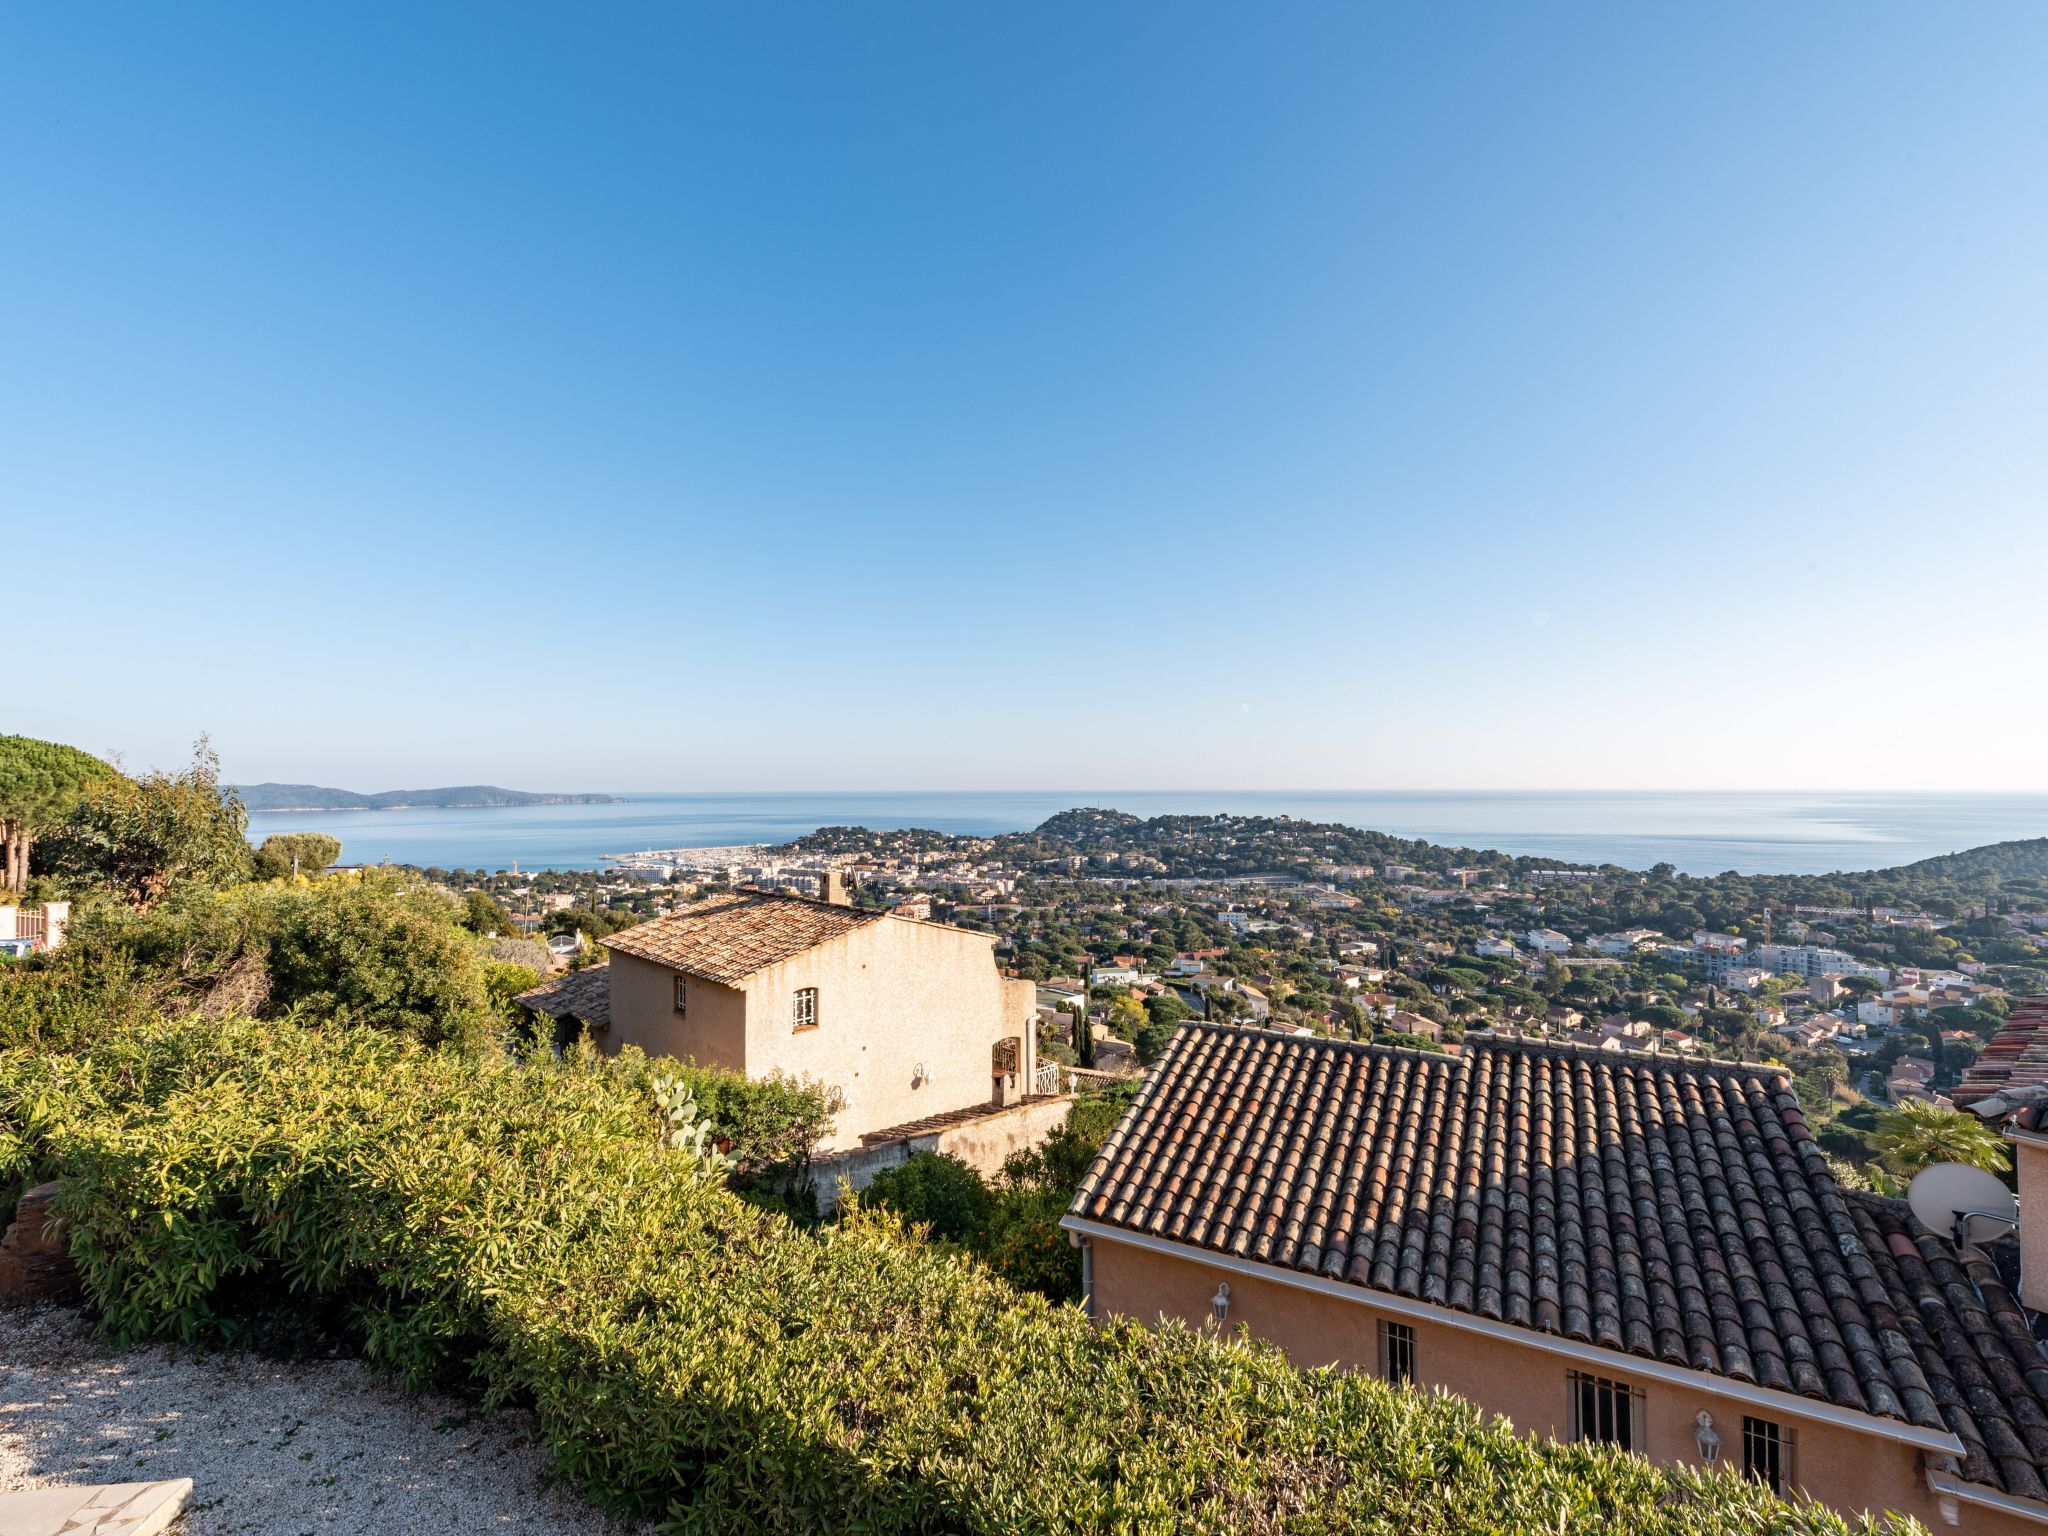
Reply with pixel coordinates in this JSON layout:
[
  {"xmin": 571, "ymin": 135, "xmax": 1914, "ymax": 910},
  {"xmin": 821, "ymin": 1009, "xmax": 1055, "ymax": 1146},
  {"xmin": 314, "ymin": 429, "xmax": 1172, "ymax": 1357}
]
[{"xmin": 0, "ymin": 1478, "xmax": 191, "ymax": 1536}]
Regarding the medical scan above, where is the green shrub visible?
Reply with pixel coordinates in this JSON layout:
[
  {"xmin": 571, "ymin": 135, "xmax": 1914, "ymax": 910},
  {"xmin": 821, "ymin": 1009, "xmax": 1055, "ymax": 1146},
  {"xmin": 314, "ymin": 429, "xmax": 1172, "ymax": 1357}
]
[
  {"xmin": 264, "ymin": 879, "xmax": 491, "ymax": 1045},
  {"xmin": 0, "ymin": 1019, "xmax": 1911, "ymax": 1536},
  {"xmin": 1134, "ymin": 1019, "xmax": 1175, "ymax": 1064},
  {"xmin": 251, "ymin": 832, "xmax": 343, "ymax": 881},
  {"xmin": 4, "ymin": 875, "xmax": 498, "ymax": 1050},
  {"xmin": 863, "ymin": 1152, "xmax": 996, "ymax": 1243},
  {"xmin": 1064, "ymin": 1079, "xmax": 1140, "ymax": 1147},
  {"xmin": 668, "ymin": 1062, "xmax": 842, "ymax": 1196}
]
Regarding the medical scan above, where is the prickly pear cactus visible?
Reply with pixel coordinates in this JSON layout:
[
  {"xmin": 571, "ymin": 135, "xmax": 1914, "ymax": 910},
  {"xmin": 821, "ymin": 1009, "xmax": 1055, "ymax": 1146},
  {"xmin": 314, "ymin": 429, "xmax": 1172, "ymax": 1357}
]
[{"xmin": 651, "ymin": 1073, "xmax": 735, "ymax": 1175}]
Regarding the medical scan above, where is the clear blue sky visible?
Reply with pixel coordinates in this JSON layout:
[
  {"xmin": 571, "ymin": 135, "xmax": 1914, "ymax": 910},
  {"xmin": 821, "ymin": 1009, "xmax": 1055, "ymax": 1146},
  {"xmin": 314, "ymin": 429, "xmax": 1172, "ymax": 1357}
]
[{"xmin": 8, "ymin": 4, "xmax": 2045, "ymax": 791}]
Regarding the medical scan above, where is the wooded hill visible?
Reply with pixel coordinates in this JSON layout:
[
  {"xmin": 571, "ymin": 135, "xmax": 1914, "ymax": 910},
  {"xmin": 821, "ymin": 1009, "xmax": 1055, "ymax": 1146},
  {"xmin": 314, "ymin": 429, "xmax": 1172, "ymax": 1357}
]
[{"xmin": 236, "ymin": 783, "xmax": 620, "ymax": 811}]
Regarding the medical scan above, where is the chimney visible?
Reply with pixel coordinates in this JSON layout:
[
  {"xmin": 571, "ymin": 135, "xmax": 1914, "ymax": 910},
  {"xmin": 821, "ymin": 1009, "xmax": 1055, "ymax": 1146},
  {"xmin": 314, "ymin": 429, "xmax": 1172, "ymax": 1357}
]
[{"xmin": 822, "ymin": 870, "xmax": 850, "ymax": 906}]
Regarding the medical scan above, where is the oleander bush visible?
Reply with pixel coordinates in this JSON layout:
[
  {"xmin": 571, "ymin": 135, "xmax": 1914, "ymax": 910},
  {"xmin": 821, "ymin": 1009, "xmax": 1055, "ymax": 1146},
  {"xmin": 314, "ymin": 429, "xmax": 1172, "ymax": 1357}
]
[{"xmin": 0, "ymin": 1017, "xmax": 1915, "ymax": 1536}]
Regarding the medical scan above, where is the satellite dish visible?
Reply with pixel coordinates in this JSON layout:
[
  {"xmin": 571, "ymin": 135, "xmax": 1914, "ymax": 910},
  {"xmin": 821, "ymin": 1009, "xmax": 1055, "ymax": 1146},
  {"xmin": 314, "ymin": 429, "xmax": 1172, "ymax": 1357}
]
[{"xmin": 1908, "ymin": 1163, "xmax": 2019, "ymax": 1247}]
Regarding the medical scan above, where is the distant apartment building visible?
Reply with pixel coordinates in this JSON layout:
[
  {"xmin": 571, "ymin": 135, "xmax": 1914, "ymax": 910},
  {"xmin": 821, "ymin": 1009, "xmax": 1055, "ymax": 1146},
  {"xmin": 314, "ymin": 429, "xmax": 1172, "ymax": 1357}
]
[
  {"xmin": 1522, "ymin": 928, "xmax": 1572, "ymax": 956},
  {"xmin": 1755, "ymin": 944, "xmax": 1890, "ymax": 985}
]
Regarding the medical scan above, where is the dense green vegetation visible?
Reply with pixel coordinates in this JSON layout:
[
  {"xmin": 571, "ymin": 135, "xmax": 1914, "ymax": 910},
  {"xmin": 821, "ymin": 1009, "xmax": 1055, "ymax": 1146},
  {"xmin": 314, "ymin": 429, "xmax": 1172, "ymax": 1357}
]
[
  {"xmin": 33, "ymin": 740, "xmax": 253, "ymax": 909},
  {"xmin": 0, "ymin": 1017, "xmax": 1903, "ymax": 1535},
  {"xmin": 863, "ymin": 1081, "xmax": 1139, "ymax": 1303},
  {"xmin": 251, "ymin": 831, "xmax": 342, "ymax": 879},
  {"xmin": 797, "ymin": 811, "xmax": 2048, "ymax": 930}
]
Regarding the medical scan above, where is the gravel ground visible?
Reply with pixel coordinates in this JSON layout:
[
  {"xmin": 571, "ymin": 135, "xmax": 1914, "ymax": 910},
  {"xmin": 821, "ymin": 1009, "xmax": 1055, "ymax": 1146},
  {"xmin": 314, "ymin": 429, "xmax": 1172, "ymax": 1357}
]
[{"xmin": 0, "ymin": 1306, "xmax": 655, "ymax": 1535}]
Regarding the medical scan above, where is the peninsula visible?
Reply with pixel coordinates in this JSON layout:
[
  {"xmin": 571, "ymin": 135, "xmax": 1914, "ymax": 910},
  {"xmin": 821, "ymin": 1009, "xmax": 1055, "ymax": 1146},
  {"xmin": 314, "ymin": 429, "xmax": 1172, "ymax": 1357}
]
[{"xmin": 235, "ymin": 783, "xmax": 622, "ymax": 812}]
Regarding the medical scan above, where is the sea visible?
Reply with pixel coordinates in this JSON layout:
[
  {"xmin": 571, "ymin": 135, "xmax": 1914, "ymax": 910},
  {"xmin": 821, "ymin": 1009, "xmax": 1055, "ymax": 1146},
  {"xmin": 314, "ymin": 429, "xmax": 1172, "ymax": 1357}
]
[{"xmin": 242, "ymin": 790, "xmax": 2048, "ymax": 879}]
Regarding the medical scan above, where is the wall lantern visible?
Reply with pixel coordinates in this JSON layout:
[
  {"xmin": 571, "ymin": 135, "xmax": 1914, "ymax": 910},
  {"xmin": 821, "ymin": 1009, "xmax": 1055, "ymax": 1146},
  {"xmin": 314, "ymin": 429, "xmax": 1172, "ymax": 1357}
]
[
  {"xmin": 1693, "ymin": 1411, "xmax": 1721, "ymax": 1464},
  {"xmin": 1210, "ymin": 1282, "xmax": 1232, "ymax": 1326}
]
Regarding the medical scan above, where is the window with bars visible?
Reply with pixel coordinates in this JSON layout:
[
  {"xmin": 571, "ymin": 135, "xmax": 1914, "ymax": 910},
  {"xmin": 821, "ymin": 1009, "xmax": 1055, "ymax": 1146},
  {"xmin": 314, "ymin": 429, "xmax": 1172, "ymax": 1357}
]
[
  {"xmin": 1378, "ymin": 1320, "xmax": 1415, "ymax": 1386},
  {"xmin": 792, "ymin": 987, "xmax": 819, "ymax": 1030},
  {"xmin": 1741, "ymin": 1416, "xmax": 1791, "ymax": 1494},
  {"xmin": 673, "ymin": 976, "xmax": 689, "ymax": 1015},
  {"xmin": 1567, "ymin": 1372, "xmax": 1644, "ymax": 1452}
]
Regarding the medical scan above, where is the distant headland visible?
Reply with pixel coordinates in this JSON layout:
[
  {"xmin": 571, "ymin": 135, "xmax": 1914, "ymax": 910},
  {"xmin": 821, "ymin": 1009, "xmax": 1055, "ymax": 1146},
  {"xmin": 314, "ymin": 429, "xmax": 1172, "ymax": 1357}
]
[{"xmin": 234, "ymin": 783, "xmax": 624, "ymax": 812}]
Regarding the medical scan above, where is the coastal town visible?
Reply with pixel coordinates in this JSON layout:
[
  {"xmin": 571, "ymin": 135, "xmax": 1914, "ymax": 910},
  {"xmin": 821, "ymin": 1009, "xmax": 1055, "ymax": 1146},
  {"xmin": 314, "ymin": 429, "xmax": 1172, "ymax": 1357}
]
[{"xmin": 423, "ymin": 811, "xmax": 2046, "ymax": 1171}]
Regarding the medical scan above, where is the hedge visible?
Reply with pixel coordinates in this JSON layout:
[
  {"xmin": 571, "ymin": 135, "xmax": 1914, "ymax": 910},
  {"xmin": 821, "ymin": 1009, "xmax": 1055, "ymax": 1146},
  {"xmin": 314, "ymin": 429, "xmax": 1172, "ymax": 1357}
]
[{"xmin": 0, "ymin": 1017, "xmax": 1914, "ymax": 1535}]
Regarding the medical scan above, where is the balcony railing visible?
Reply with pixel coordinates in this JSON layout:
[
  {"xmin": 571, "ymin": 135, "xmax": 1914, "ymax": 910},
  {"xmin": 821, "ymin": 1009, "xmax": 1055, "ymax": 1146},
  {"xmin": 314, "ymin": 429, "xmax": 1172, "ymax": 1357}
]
[{"xmin": 1032, "ymin": 1062, "xmax": 1063, "ymax": 1097}]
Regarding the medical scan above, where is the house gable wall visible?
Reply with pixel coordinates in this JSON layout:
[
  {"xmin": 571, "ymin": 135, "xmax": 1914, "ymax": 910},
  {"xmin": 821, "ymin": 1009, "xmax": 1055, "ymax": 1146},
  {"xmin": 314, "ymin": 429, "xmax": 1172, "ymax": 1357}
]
[
  {"xmin": 604, "ymin": 950, "xmax": 748, "ymax": 1073},
  {"xmin": 739, "ymin": 916, "xmax": 1034, "ymax": 1150}
]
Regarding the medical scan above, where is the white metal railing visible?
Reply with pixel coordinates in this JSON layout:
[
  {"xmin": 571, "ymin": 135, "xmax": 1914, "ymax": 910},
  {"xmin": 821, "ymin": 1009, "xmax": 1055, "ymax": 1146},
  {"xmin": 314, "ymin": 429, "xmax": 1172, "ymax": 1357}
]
[{"xmin": 1032, "ymin": 1062, "xmax": 1062, "ymax": 1097}]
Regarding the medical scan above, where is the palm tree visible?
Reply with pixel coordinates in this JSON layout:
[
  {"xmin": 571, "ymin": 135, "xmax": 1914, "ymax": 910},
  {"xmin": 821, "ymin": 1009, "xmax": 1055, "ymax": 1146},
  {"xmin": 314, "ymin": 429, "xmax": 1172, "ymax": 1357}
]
[{"xmin": 1872, "ymin": 1098, "xmax": 2010, "ymax": 1176}]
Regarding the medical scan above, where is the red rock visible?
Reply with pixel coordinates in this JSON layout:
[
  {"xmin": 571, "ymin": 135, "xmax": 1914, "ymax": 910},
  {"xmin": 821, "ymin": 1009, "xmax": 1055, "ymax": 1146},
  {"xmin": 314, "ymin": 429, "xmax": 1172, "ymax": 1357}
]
[{"xmin": 0, "ymin": 1179, "xmax": 79, "ymax": 1305}]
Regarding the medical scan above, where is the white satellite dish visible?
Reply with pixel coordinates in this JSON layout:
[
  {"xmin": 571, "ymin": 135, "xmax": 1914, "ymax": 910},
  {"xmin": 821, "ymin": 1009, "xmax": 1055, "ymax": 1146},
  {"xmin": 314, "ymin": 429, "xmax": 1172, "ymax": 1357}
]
[{"xmin": 1907, "ymin": 1162, "xmax": 2019, "ymax": 1247}]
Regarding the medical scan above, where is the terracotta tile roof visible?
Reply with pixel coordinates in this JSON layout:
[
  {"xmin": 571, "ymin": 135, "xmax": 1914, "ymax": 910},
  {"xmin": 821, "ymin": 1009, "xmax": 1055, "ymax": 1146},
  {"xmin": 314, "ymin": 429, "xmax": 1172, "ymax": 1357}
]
[
  {"xmin": 1954, "ymin": 997, "xmax": 2048, "ymax": 1109},
  {"xmin": 514, "ymin": 966, "xmax": 612, "ymax": 1030},
  {"xmin": 1850, "ymin": 1194, "xmax": 2048, "ymax": 1499},
  {"xmin": 1069, "ymin": 1023, "xmax": 2048, "ymax": 1500},
  {"xmin": 600, "ymin": 890, "xmax": 883, "ymax": 985}
]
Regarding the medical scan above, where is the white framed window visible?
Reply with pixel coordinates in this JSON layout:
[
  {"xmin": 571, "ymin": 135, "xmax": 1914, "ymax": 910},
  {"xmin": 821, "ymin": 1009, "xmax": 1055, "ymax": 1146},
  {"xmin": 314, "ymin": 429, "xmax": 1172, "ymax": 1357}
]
[
  {"xmin": 1568, "ymin": 1371, "xmax": 1644, "ymax": 1453},
  {"xmin": 793, "ymin": 987, "xmax": 818, "ymax": 1030},
  {"xmin": 1378, "ymin": 1320, "xmax": 1415, "ymax": 1386},
  {"xmin": 673, "ymin": 976, "xmax": 689, "ymax": 1015},
  {"xmin": 1742, "ymin": 1415, "xmax": 1792, "ymax": 1494}
]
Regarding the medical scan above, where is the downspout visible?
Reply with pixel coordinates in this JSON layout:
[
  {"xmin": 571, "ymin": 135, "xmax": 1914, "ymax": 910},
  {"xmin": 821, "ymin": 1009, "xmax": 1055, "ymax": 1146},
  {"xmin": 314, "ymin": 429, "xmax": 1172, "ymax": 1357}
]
[{"xmin": 1071, "ymin": 1231, "xmax": 1094, "ymax": 1320}]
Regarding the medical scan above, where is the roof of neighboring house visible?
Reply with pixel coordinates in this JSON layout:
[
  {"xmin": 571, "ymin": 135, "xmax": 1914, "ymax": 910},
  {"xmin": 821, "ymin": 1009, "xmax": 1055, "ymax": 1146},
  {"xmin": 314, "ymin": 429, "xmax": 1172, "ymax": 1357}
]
[
  {"xmin": 600, "ymin": 889, "xmax": 886, "ymax": 985},
  {"xmin": 1067, "ymin": 1022, "xmax": 2048, "ymax": 1502},
  {"xmin": 514, "ymin": 966, "xmax": 612, "ymax": 1030},
  {"xmin": 1954, "ymin": 997, "xmax": 2048, "ymax": 1109}
]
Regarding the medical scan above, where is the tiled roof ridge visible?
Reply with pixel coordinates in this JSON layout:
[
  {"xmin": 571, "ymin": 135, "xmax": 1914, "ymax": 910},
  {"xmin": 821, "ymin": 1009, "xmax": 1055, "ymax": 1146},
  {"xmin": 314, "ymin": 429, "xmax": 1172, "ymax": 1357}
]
[
  {"xmin": 730, "ymin": 883, "xmax": 987, "ymax": 939},
  {"xmin": 602, "ymin": 888, "xmax": 887, "ymax": 984},
  {"xmin": 1170, "ymin": 1018, "xmax": 1793, "ymax": 1086},
  {"xmin": 730, "ymin": 885, "xmax": 883, "ymax": 916}
]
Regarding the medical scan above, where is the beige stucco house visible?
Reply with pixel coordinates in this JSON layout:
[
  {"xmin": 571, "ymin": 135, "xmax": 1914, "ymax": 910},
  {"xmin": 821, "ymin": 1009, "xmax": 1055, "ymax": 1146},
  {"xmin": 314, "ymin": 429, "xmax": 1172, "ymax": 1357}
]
[
  {"xmin": 587, "ymin": 884, "xmax": 1042, "ymax": 1152},
  {"xmin": 1067, "ymin": 1022, "xmax": 2048, "ymax": 1534}
]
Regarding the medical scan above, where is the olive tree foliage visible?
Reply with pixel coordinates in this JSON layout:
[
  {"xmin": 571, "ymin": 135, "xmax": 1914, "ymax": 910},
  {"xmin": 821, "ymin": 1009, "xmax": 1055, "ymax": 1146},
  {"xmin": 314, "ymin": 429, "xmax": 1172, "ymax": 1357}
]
[
  {"xmin": 0, "ymin": 734, "xmax": 118, "ymax": 894},
  {"xmin": 251, "ymin": 832, "xmax": 343, "ymax": 881},
  {"xmin": 38, "ymin": 738, "xmax": 251, "ymax": 908}
]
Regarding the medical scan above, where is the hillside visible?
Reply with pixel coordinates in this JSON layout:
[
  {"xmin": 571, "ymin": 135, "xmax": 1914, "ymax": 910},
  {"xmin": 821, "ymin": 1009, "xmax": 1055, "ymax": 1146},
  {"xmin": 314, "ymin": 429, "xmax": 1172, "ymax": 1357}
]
[
  {"xmin": 1896, "ymin": 837, "xmax": 2048, "ymax": 884},
  {"xmin": 236, "ymin": 783, "xmax": 620, "ymax": 812}
]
